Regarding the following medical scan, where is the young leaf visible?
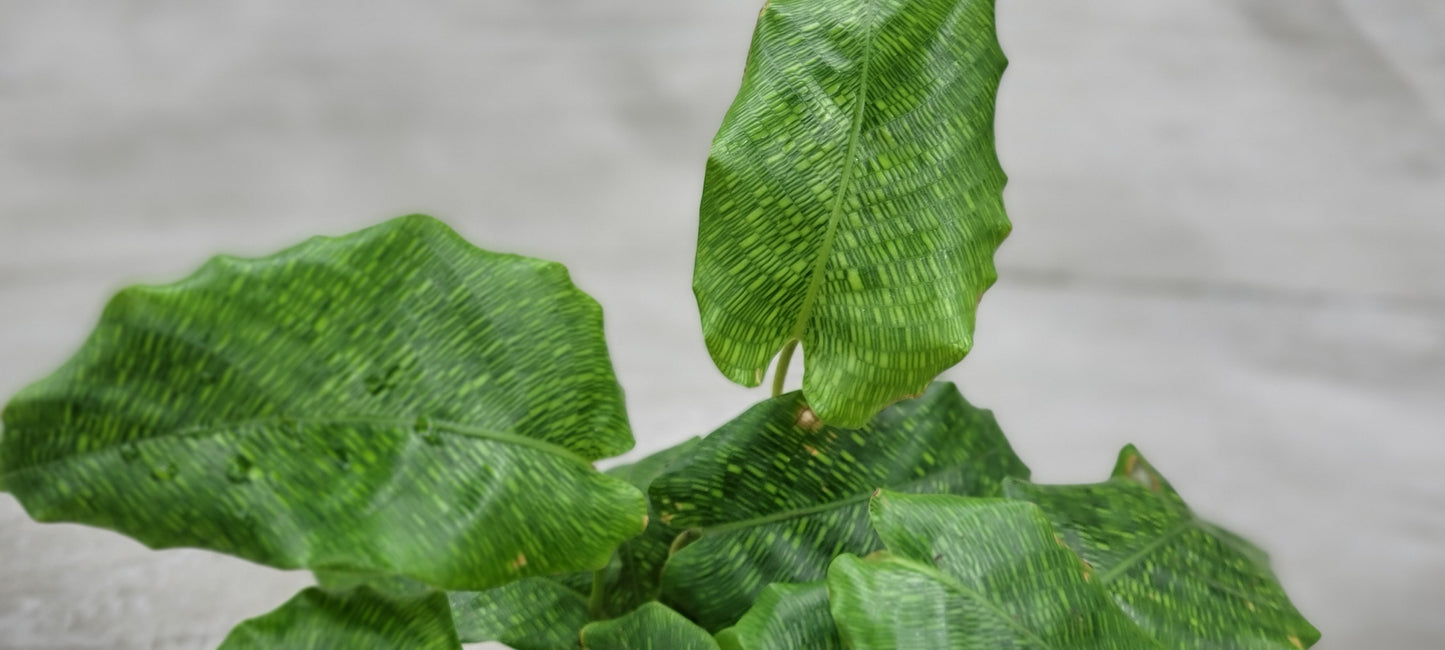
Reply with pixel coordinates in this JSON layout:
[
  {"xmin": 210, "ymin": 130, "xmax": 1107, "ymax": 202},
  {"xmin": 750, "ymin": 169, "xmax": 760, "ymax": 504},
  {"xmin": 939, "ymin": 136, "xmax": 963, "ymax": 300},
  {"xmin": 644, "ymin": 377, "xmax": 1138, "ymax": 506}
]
[
  {"xmin": 826, "ymin": 491, "xmax": 1163, "ymax": 649},
  {"xmin": 449, "ymin": 578, "xmax": 591, "ymax": 650},
  {"xmin": 218, "ymin": 586, "xmax": 461, "ymax": 650},
  {"xmin": 650, "ymin": 382, "xmax": 1028, "ymax": 630},
  {"xmin": 0, "ymin": 215, "xmax": 645, "ymax": 590},
  {"xmin": 715, "ymin": 582, "xmax": 843, "ymax": 650},
  {"xmin": 694, "ymin": 0, "xmax": 1011, "ymax": 426},
  {"xmin": 580, "ymin": 602, "xmax": 721, "ymax": 650},
  {"xmin": 1003, "ymin": 445, "xmax": 1323, "ymax": 649}
]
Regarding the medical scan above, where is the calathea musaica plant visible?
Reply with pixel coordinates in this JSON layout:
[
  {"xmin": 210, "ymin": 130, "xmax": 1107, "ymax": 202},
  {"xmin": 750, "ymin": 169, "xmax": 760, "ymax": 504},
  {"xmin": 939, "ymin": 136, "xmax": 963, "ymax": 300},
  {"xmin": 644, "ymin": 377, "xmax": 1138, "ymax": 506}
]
[{"xmin": 0, "ymin": 0, "xmax": 1320, "ymax": 647}]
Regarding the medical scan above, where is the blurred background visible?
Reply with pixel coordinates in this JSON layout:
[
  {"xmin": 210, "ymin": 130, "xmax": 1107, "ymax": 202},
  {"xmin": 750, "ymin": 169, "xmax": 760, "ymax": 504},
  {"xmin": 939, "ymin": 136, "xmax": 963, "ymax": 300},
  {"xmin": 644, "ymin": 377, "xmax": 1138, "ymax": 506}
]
[{"xmin": 1, "ymin": 0, "xmax": 1442, "ymax": 648}]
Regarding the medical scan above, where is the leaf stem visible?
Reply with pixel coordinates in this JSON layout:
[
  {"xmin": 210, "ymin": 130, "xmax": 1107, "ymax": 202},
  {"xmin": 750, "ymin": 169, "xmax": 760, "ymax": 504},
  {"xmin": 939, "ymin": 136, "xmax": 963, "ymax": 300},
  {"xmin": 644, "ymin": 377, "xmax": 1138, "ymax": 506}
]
[
  {"xmin": 772, "ymin": 339, "xmax": 799, "ymax": 397},
  {"xmin": 588, "ymin": 568, "xmax": 607, "ymax": 619}
]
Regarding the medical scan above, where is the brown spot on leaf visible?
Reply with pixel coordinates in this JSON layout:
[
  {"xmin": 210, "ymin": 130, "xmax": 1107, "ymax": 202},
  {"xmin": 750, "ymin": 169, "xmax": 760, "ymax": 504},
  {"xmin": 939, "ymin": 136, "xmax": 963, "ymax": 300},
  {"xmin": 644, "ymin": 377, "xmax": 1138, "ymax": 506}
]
[
  {"xmin": 803, "ymin": 444, "xmax": 819, "ymax": 456},
  {"xmin": 659, "ymin": 512, "xmax": 675, "ymax": 525},
  {"xmin": 796, "ymin": 407, "xmax": 821, "ymax": 431},
  {"xmin": 510, "ymin": 553, "xmax": 527, "ymax": 570}
]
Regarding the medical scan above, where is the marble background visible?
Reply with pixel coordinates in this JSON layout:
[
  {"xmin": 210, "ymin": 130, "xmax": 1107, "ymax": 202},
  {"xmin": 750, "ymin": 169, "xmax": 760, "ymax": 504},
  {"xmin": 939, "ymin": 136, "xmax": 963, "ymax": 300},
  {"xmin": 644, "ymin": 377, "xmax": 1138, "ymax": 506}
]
[{"xmin": 2, "ymin": 0, "xmax": 1443, "ymax": 648}]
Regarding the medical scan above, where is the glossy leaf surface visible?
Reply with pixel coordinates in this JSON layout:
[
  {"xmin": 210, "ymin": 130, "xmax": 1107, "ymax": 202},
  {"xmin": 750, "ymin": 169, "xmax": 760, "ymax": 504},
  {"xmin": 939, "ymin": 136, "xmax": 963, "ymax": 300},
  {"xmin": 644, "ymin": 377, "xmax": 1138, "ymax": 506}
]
[
  {"xmin": 715, "ymin": 582, "xmax": 843, "ymax": 650},
  {"xmin": 218, "ymin": 586, "xmax": 461, "ymax": 650},
  {"xmin": 651, "ymin": 382, "xmax": 1028, "ymax": 630},
  {"xmin": 827, "ymin": 491, "xmax": 1163, "ymax": 649},
  {"xmin": 580, "ymin": 602, "xmax": 720, "ymax": 650},
  {"xmin": 0, "ymin": 215, "xmax": 645, "ymax": 590},
  {"xmin": 1004, "ymin": 446, "xmax": 1322, "ymax": 649},
  {"xmin": 694, "ymin": 0, "xmax": 1011, "ymax": 426}
]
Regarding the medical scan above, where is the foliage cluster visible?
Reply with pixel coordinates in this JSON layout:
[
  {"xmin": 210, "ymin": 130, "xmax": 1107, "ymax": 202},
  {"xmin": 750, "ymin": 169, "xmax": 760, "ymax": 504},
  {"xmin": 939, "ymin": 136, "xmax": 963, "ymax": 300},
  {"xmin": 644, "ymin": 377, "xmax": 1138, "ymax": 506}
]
[{"xmin": 0, "ymin": 0, "xmax": 1318, "ymax": 647}]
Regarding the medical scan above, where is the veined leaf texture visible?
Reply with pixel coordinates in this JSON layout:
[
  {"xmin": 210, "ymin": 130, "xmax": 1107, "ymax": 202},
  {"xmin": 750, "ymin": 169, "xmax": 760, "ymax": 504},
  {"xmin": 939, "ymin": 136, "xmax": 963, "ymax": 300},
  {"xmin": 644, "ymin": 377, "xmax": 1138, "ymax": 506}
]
[
  {"xmin": 695, "ymin": 0, "xmax": 1010, "ymax": 426},
  {"xmin": 0, "ymin": 215, "xmax": 646, "ymax": 590}
]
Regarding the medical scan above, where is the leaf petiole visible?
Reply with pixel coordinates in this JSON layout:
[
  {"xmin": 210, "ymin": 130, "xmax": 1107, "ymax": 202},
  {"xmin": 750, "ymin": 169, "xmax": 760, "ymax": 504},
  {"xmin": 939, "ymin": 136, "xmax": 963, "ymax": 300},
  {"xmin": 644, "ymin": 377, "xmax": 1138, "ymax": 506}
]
[{"xmin": 770, "ymin": 339, "xmax": 799, "ymax": 397}]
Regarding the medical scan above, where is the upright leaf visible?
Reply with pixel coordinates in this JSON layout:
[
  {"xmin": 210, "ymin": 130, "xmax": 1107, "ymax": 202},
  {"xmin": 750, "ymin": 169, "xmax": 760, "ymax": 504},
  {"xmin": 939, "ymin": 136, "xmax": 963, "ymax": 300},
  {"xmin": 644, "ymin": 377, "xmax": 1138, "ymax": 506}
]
[
  {"xmin": 218, "ymin": 586, "xmax": 461, "ymax": 650},
  {"xmin": 826, "ymin": 491, "xmax": 1163, "ymax": 649},
  {"xmin": 694, "ymin": 0, "xmax": 1011, "ymax": 426},
  {"xmin": 651, "ymin": 382, "xmax": 1027, "ymax": 630},
  {"xmin": 715, "ymin": 582, "xmax": 843, "ymax": 650},
  {"xmin": 0, "ymin": 215, "xmax": 645, "ymax": 590},
  {"xmin": 580, "ymin": 602, "xmax": 720, "ymax": 650},
  {"xmin": 1004, "ymin": 445, "xmax": 1322, "ymax": 649}
]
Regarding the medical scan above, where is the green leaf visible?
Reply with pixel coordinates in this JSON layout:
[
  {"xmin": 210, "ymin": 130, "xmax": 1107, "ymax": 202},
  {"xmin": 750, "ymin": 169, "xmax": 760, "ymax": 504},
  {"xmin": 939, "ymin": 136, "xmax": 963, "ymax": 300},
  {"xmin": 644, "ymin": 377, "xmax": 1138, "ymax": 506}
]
[
  {"xmin": 1003, "ymin": 445, "xmax": 1322, "ymax": 649},
  {"xmin": 590, "ymin": 437, "xmax": 705, "ymax": 618},
  {"xmin": 693, "ymin": 0, "xmax": 1011, "ymax": 426},
  {"xmin": 440, "ymin": 438, "xmax": 706, "ymax": 648},
  {"xmin": 0, "ymin": 215, "xmax": 645, "ymax": 590},
  {"xmin": 715, "ymin": 582, "xmax": 843, "ymax": 650},
  {"xmin": 218, "ymin": 586, "xmax": 461, "ymax": 650},
  {"xmin": 651, "ymin": 382, "xmax": 1028, "ymax": 631},
  {"xmin": 826, "ymin": 491, "xmax": 1163, "ymax": 649},
  {"xmin": 449, "ymin": 578, "xmax": 591, "ymax": 650},
  {"xmin": 580, "ymin": 602, "xmax": 721, "ymax": 650}
]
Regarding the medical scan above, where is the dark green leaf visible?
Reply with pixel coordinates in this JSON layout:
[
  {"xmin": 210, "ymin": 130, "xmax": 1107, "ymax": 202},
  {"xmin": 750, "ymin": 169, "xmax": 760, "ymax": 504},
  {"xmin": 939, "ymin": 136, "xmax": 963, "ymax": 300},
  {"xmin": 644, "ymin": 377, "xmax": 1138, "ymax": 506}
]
[
  {"xmin": 715, "ymin": 582, "xmax": 843, "ymax": 650},
  {"xmin": 590, "ymin": 437, "xmax": 705, "ymax": 618},
  {"xmin": 1003, "ymin": 445, "xmax": 1322, "ymax": 649},
  {"xmin": 313, "ymin": 569, "xmax": 432, "ymax": 596},
  {"xmin": 217, "ymin": 586, "xmax": 461, "ymax": 650},
  {"xmin": 694, "ymin": 0, "xmax": 1011, "ymax": 426},
  {"xmin": 826, "ymin": 491, "xmax": 1163, "ymax": 649},
  {"xmin": 0, "ymin": 215, "xmax": 645, "ymax": 590},
  {"xmin": 651, "ymin": 382, "xmax": 1028, "ymax": 631},
  {"xmin": 580, "ymin": 602, "xmax": 720, "ymax": 650},
  {"xmin": 441, "ymin": 438, "xmax": 706, "ymax": 648},
  {"xmin": 450, "ymin": 578, "xmax": 591, "ymax": 650}
]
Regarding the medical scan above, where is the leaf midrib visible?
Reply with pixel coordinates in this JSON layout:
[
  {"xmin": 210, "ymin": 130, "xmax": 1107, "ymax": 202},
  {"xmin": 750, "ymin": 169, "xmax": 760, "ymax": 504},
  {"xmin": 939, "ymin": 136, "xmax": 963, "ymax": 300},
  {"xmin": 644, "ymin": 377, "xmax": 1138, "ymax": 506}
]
[
  {"xmin": 879, "ymin": 555, "xmax": 1054, "ymax": 650},
  {"xmin": 695, "ymin": 445, "xmax": 1005, "ymax": 536},
  {"xmin": 785, "ymin": 0, "xmax": 880, "ymax": 343},
  {"xmin": 1096, "ymin": 519, "xmax": 1192, "ymax": 584},
  {"xmin": 0, "ymin": 416, "xmax": 591, "ymax": 478}
]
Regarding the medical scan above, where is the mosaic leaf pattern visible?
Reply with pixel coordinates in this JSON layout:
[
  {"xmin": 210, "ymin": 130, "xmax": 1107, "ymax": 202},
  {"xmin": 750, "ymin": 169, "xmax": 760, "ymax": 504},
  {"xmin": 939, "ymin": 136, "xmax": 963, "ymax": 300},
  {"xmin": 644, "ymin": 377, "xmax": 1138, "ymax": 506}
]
[
  {"xmin": 1003, "ymin": 445, "xmax": 1322, "ymax": 649},
  {"xmin": 0, "ymin": 215, "xmax": 645, "ymax": 590},
  {"xmin": 694, "ymin": 0, "xmax": 1011, "ymax": 426},
  {"xmin": 715, "ymin": 582, "xmax": 844, "ymax": 650},
  {"xmin": 651, "ymin": 382, "xmax": 1028, "ymax": 631},
  {"xmin": 580, "ymin": 602, "xmax": 721, "ymax": 650},
  {"xmin": 437, "ymin": 437, "xmax": 704, "ymax": 647},
  {"xmin": 827, "ymin": 491, "xmax": 1164, "ymax": 649},
  {"xmin": 449, "ymin": 578, "xmax": 591, "ymax": 649},
  {"xmin": 218, "ymin": 586, "xmax": 461, "ymax": 650},
  {"xmin": 590, "ymin": 437, "xmax": 703, "ymax": 618}
]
